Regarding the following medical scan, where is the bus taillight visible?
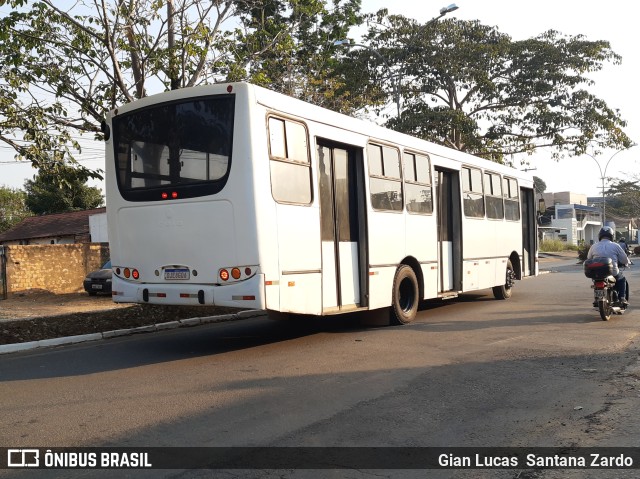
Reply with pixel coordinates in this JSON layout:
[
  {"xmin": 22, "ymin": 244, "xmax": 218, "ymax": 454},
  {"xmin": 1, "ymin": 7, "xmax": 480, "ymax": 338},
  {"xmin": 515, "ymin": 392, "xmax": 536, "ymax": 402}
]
[
  {"xmin": 231, "ymin": 268, "xmax": 241, "ymax": 279},
  {"xmin": 119, "ymin": 267, "xmax": 139, "ymax": 280},
  {"xmin": 219, "ymin": 269, "xmax": 229, "ymax": 281}
]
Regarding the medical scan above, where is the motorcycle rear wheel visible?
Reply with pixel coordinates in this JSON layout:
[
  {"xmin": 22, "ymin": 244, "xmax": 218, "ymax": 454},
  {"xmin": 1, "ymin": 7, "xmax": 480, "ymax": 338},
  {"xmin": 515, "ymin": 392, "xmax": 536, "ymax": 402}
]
[{"xmin": 598, "ymin": 291, "xmax": 612, "ymax": 321}]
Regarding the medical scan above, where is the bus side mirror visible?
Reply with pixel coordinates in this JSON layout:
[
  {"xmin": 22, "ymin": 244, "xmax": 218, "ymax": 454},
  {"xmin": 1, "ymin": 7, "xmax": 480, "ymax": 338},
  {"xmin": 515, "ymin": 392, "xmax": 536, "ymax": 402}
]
[
  {"xmin": 101, "ymin": 120, "xmax": 111, "ymax": 141},
  {"xmin": 538, "ymin": 198, "xmax": 546, "ymax": 214}
]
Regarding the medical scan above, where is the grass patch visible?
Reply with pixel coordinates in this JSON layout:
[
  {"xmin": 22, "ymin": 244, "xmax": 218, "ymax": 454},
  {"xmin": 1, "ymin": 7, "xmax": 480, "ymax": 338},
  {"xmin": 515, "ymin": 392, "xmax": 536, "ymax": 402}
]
[{"xmin": 539, "ymin": 239, "xmax": 567, "ymax": 252}]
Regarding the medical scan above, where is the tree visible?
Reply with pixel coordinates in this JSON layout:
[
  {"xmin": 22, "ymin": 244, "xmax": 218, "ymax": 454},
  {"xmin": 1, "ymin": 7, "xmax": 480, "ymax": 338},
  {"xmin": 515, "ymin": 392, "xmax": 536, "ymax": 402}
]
[
  {"xmin": 23, "ymin": 161, "xmax": 104, "ymax": 215},
  {"xmin": 228, "ymin": 0, "xmax": 365, "ymax": 112},
  {"xmin": 0, "ymin": 0, "xmax": 362, "ymax": 174},
  {"xmin": 347, "ymin": 14, "xmax": 632, "ymax": 162},
  {"xmin": 604, "ymin": 177, "xmax": 640, "ymax": 219},
  {"xmin": 0, "ymin": 186, "xmax": 31, "ymax": 233}
]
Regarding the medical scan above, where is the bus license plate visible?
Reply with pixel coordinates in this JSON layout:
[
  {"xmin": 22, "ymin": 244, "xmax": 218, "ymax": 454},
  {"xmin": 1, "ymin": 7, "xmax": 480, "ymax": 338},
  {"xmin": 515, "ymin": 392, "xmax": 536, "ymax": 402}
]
[
  {"xmin": 165, "ymin": 269, "xmax": 190, "ymax": 280},
  {"xmin": 594, "ymin": 290, "xmax": 606, "ymax": 299}
]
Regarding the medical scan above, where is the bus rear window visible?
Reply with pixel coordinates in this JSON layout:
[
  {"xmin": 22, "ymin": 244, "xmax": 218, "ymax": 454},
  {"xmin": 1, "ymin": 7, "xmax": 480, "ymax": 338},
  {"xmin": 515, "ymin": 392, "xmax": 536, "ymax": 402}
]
[{"xmin": 113, "ymin": 95, "xmax": 234, "ymax": 201}]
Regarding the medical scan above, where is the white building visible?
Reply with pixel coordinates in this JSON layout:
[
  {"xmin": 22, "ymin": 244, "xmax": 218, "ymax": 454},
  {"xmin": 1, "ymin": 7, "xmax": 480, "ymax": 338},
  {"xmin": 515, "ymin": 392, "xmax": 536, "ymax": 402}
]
[{"xmin": 539, "ymin": 192, "xmax": 602, "ymax": 245}]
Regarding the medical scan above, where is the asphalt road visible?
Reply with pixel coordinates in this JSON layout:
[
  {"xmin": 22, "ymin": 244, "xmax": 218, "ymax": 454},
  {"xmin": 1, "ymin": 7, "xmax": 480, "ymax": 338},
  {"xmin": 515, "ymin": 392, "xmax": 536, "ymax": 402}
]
[{"xmin": 2, "ymin": 256, "xmax": 640, "ymax": 479}]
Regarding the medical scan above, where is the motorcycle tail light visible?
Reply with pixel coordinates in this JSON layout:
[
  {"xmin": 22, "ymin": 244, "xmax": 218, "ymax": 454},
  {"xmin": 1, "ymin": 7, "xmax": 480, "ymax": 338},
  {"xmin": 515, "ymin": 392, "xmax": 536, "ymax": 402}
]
[{"xmin": 595, "ymin": 281, "xmax": 606, "ymax": 288}]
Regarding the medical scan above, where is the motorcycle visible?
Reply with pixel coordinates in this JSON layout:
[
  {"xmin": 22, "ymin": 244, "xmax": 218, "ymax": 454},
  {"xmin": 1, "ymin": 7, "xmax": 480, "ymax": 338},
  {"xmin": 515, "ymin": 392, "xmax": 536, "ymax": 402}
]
[
  {"xmin": 619, "ymin": 241, "xmax": 632, "ymax": 257},
  {"xmin": 584, "ymin": 256, "xmax": 627, "ymax": 321}
]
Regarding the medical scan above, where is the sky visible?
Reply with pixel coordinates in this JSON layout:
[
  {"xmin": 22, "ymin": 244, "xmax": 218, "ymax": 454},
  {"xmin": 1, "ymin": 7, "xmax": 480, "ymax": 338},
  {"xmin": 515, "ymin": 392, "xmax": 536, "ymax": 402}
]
[{"xmin": 0, "ymin": 0, "xmax": 638, "ymax": 198}]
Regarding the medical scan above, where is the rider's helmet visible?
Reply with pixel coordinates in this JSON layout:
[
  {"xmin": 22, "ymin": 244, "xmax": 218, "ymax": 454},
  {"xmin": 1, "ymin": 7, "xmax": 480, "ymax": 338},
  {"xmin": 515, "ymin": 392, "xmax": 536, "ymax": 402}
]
[{"xmin": 598, "ymin": 226, "xmax": 614, "ymax": 241}]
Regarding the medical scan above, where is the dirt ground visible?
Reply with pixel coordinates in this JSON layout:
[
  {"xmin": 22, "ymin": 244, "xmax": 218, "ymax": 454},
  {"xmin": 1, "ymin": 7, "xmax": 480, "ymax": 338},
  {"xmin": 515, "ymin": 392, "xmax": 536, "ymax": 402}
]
[{"xmin": 0, "ymin": 290, "xmax": 239, "ymax": 345}]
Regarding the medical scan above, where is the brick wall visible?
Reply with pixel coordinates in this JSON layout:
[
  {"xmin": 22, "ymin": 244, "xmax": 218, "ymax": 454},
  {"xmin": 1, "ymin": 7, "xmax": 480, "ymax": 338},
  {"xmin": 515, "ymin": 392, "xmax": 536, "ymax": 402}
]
[{"xmin": 3, "ymin": 244, "xmax": 109, "ymax": 294}]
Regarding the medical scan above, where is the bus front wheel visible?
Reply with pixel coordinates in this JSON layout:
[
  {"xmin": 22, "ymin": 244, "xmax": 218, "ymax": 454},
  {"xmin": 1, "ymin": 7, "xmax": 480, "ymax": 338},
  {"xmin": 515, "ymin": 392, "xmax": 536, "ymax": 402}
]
[{"xmin": 391, "ymin": 265, "xmax": 419, "ymax": 325}]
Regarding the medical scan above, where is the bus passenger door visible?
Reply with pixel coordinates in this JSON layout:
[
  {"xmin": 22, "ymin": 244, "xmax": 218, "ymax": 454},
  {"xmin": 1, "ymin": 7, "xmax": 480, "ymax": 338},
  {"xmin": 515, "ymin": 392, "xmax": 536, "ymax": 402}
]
[
  {"xmin": 520, "ymin": 187, "xmax": 537, "ymax": 276},
  {"xmin": 435, "ymin": 168, "xmax": 462, "ymax": 293},
  {"xmin": 317, "ymin": 141, "xmax": 367, "ymax": 313}
]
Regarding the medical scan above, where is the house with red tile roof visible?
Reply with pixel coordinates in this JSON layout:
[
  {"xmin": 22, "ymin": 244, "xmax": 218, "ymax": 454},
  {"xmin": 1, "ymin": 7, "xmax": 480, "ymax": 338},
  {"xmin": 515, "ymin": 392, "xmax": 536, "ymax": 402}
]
[{"xmin": 0, "ymin": 208, "xmax": 107, "ymax": 245}]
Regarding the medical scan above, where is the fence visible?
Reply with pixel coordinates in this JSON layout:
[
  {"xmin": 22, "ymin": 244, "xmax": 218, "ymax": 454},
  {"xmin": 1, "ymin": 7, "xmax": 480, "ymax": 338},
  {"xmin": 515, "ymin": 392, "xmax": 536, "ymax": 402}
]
[{"xmin": 0, "ymin": 243, "xmax": 109, "ymax": 297}]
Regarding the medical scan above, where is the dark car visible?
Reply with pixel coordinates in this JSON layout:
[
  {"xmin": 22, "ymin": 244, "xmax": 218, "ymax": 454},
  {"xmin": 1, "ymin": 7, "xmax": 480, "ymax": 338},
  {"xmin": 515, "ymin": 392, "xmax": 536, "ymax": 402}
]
[{"xmin": 83, "ymin": 260, "xmax": 112, "ymax": 295}]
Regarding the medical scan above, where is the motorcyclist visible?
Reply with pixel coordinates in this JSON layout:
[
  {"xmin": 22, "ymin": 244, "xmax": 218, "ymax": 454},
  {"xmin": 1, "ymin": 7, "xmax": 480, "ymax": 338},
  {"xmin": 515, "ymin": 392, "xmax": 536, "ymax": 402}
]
[
  {"xmin": 619, "ymin": 237, "xmax": 630, "ymax": 255},
  {"xmin": 588, "ymin": 226, "xmax": 630, "ymax": 306}
]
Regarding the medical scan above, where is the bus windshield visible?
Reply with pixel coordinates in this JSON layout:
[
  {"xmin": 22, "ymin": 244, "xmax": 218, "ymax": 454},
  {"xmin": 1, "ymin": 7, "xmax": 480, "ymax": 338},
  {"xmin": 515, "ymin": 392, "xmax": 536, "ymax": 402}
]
[{"xmin": 112, "ymin": 95, "xmax": 235, "ymax": 201}]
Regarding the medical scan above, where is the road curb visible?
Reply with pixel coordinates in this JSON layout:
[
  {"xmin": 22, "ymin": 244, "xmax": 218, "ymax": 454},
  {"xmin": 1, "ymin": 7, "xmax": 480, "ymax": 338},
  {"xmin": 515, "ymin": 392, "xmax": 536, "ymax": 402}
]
[{"xmin": 0, "ymin": 309, "xmax": 266, "ymax": 355}]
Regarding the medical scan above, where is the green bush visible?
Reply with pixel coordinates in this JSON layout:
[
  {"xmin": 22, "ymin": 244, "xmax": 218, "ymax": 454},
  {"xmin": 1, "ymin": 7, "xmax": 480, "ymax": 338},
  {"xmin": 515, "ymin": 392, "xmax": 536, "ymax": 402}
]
[
  {"xmin": 539, "ymin": 239, "xmax": 566, "ymax": 252},
  {"xmin": 577, "ymin": 244, "xmax": 590, "ymax": 261}
]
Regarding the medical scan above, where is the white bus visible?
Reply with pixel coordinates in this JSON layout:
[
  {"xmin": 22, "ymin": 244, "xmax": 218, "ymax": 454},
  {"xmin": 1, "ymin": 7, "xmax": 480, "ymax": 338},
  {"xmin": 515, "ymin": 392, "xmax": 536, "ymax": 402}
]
[{"xmin": 104, "ymin": 82, "xmax": 537, "ymax": 324}]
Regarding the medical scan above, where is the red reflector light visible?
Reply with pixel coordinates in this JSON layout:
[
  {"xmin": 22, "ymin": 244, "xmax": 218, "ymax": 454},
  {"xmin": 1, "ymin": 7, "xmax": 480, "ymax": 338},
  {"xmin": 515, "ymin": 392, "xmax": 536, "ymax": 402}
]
[
  {"xmin": 220, "ymin": 269, "xmax": 229, "ymax": 281},
  {"xmin": 157, "ymin": 293, "xmax": 166, "ymax": 298},
  {"xmin": 171, "ymin": 191, "xmax": 178, "ymax": 199},
  {"xmin": 243, "ymin": 296, "xmax": 255, "ymax": 300},
  {"xmin": 161, "ymin": 192, "xmax": 168, "ymax": 199},
  {"xmin": 132, "ymin": 269, "xmax": 140, "ymax": 280},
  {"xmin": 245, "ymin": 267, "xmax": 252, "ymax": 276},
  {"xmin": 180, "ymin": 293, "xmax": 190, "ymax": 298},
  {"xmin": 227, "ymin": 85, "xmax": 233, "ymax": 93},
  {"xmin": 231, "ymin": 267, "xmax": 241, "ymax": 279}
]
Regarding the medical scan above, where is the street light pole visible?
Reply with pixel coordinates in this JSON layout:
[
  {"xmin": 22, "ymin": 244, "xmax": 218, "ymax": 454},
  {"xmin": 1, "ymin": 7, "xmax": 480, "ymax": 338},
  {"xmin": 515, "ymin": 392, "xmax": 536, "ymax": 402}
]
[
  {"xmin": 425, "ymin": 3, "xmax": 459, "ymax": 28},
  {"xmin": 584, "ymin": 144, "xmax": 637, "ymax": 227}
]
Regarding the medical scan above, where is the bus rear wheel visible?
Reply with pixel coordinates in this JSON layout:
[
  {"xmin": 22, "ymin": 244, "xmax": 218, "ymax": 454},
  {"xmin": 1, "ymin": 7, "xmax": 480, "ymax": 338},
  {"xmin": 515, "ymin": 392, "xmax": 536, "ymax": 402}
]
[
  {"xmin": 493, "ymin": 259, "xmax": 515, "ymax": 300},
  {"xmin": 391, "ymin": 265, "xmax": 419, "ymax": 325}
]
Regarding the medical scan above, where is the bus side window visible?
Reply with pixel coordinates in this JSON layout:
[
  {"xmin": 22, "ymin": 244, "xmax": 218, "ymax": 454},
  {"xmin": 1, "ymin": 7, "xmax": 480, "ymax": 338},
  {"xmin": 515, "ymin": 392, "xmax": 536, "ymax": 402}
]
[
  {"xmin": 368, "ymin": 143, "xmax": 403, "ymax": 211},
  {"xmin": 484, "ymin": 171, "xmax": 504, "ymax": 219},
  {"xmin": 268, "ymin": 117, "xmax": 312, "ymax": 205},
  {"xmin": 462, "ymin": 166, "xmax": 485, "ymax": 218},
  {"xmin": 404, "ymin": 152, "xmax": 433, "ymax": 214},
  {"xmin": 503, "ymin": 177, "xmax": 520, "ymax": 221}
]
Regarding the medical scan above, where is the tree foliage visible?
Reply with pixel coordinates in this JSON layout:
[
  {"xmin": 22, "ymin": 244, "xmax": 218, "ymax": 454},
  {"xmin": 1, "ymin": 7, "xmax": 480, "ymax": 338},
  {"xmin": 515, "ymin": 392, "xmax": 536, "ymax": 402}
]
[
  {"xmin": 349, "ymin": 13, "xmax": 632, "ymax": 162},
  {"xmin": 0, "ymin": 186, "xmax": 31, "ymax": 233},
  {"xmin": 23, "ymin": 162, "xmax": 104, "ymax": 215},
  {"xmin": 604, "ymin": 177, "xmax": 640, "ymax": 219},
  {"xmin": 1, "ymin": 2, "xmax": 634, "ymax": 174},
  {"xmin": 0, "ymin": 0, "xmax": 363, "ymax": 173}
]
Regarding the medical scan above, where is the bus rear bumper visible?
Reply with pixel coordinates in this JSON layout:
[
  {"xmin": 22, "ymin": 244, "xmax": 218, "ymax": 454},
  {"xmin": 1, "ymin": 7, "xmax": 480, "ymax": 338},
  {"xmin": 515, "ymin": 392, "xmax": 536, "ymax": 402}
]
[{"xmin": 111, "ymin": 274, "xmax": 266, "ymax": 310}]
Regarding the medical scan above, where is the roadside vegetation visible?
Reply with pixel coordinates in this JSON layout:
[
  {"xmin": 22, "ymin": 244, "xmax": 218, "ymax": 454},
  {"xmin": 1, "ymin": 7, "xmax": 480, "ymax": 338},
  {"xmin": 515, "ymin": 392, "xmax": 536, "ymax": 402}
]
[{"xmin": 539, "ymin": 239, "xmax": 580, "ymax": 253}]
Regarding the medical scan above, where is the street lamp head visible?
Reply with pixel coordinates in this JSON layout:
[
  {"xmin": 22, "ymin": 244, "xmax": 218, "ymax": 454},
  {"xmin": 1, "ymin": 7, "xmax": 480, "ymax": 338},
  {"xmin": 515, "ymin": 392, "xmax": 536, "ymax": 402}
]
[
  {"xmin": 440, "ymin": 3, "xmax": 459, "ymax": 15},
  {"xmin": 333, "ymin": 39, "xmax": 351, "ymax": 46}
]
